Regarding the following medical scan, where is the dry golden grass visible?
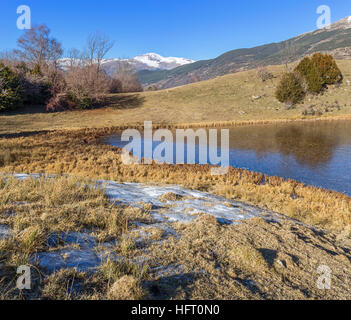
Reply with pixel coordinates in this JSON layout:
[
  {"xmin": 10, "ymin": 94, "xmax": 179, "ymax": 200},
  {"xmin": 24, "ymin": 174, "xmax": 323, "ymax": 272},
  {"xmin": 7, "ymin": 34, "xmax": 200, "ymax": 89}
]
[
  {"xmin": 0, "ymin": 127, "xmax": 350, "ymax": 234},
  {"xmin": 2, "ymin": 60, "xmax": 351, "ymax": 135},
  {"xmin": 108, "ymin": 275, "xmax": 146, "ymax": 300},
  {"xmin": 158, "ymin": 192, "xmax": 186, "ymax": 202},
  {"xmin": 145, "ymin": 215, "xmax": 351, "ymax": 300},
  {"xmin": 0, "ymin": 156, "xmax": 351, "ymax": 299},
  {"xmin": 0, "ymin": 175, "xmax": 151, "ymax": 300},
  {"xmin": 0, "ymin": 128, "xmax": 351, "ymax": 232},
  {"xmin": 33, "ymin": 260, "xmax": 149, "ymax": 300},
  {"xmin": 0, "ymin": 176, "xmax": 130, "ymax": 242}
]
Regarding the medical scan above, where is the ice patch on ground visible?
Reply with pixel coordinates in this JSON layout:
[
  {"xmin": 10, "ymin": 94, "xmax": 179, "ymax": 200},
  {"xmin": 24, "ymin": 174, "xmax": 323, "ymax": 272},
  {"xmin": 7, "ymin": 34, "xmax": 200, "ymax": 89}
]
[
  {"xmin": 0, "ymin": 225, "xmax": 12, "ymax": 240},
  {"xmin": 31, "ymin": 231, "xmax": 121, "ymax": 273},
  {"xmin": 7, "ymin": 174, "xmax": 280, "ymax": 276},
  {"xmin": 100, "ymin": 181, "xmax": 276, "ymax": 224},
  {"xmin": 11, "ymin": 174, "xmax": 273, "ymax": 225}
]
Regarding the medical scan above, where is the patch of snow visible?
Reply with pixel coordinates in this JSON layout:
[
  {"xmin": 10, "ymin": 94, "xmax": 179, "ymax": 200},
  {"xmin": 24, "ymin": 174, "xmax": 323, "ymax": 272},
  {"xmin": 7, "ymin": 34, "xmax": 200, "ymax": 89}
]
[
  {"xmin": 100, "ymin": 181, "xmax": 273, "ymax": 225},
  {"xmin": 132, "ymin": 53, "xmax": 195, "ymax": 71},
  {"xmin": 9, "ymin": 174, "xmax": 281, "ymax": 276},
  {"xmin": 31, "ymin": 231, "xmax": 120, "ymax": 273},
  {"xmin": 0, "ymin": 225, "xmax": 12, "ymax": 240},
  {"xmin": 32, "ymin": 249, "xmax": 102, "ymax": 274},
  {"xmin": 47, "ymin": 232, "xmax": 97, "ymax": 248}
]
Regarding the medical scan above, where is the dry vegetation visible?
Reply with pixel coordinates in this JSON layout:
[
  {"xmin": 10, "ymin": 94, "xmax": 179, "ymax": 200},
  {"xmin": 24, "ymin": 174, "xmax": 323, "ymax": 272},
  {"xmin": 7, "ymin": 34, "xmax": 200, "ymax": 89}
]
[
  {"xmin": 146, "ymin": 215, "xmax": 351, "ymax": 299},
  {"xmin": 0, "ymin": 175, "xmax": 150, "ymax": 300},
  {"xmin": 1, "ymin": 57, "xmax": 351, "ymax": 300},
  {"xmin": 0, "ymin": 25, "xmax": 143, "ymax": 116},
  {"xmin": 2, "ymin": 60, "xmax": 351, "ymax": 135},
  {"xmin": 1, "ymin": 174, "xmax": 351, "ymax": 300},
  {"xmin": 0, "ymin": 127, "xmax": 351, "ymax": 234}
]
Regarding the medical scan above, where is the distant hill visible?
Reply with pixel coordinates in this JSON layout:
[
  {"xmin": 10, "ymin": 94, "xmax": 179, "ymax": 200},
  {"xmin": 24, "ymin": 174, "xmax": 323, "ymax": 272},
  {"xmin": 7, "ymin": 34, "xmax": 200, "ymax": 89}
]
[
  {"xmin": 138, "ymin": 17, "xmax": 351, "ymax": 89},
  {"xmin": 59, "ymin": 53, "xmax": 195, "ymax": 75}
]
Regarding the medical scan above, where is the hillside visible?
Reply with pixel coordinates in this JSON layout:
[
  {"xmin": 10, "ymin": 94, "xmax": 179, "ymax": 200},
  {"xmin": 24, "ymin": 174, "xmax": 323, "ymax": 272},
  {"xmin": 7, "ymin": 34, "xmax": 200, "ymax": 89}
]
[
  {"xmin": 138, "ymin": 17, "xmax": 351, "ymax": 89},
  {"xmin": 2, "ymin": 60, "xmax": 351, "ymax": 135}
]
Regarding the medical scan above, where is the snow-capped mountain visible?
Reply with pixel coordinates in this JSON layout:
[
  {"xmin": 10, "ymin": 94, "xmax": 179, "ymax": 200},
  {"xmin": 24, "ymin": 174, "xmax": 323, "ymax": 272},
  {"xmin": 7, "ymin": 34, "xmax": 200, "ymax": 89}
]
[
  {"xmin": 59, "ymin": 53, "xmax": 195, "ymax": 74},
  {"xmin": 132, "ymin": 53, "xmax": 195, "ymax": 70}
]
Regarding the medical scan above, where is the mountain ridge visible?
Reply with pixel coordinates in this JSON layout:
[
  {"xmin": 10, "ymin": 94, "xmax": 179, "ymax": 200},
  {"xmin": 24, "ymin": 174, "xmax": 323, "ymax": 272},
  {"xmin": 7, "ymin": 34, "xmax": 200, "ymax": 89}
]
[
  {"xmin": 59, "ymin": 53, "xmax": 195, "ymax": 75},
  {"xmin": 137, "ymin": 16, "xmax": 351, "ymax": 89}
]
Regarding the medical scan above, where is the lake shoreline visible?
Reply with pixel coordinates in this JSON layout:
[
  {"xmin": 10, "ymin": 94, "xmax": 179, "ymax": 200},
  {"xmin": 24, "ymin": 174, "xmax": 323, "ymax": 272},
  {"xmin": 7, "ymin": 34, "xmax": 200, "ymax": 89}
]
[
  {"xmin": 2, "ymin": 109, "xmax": 351, "ymax": 136},
  {"xmin": 106, "ymin": 119, "xmax": 351, "ymax": 197},
  {"xmin": 1, "ymin": 126, "xmax": 351, "ymax": 233}
]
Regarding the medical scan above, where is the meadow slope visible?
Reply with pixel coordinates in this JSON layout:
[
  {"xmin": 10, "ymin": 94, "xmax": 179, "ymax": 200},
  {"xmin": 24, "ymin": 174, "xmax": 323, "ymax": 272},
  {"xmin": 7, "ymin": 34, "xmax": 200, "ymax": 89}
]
[{"xmin": 1, "ymin": 60, "xmax": 351, "ymax": 135}]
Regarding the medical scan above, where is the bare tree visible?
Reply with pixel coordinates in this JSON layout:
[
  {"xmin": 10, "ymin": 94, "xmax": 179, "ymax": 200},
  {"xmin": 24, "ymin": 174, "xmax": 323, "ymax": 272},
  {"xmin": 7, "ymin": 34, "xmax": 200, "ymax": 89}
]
[
  {"xmin": 86, "ymin": 31, "xmax": 114, "ymax": 72},
  {"xmin": 112, "ymin": 61, "xmax": 143, "ymax": 93},
  {"xmin": 65, "ymin": 64, "xmax": 111, "ymax": 103},
  {"xmin": 0, "ymin": 50, "xmax": 21, "ymax": 66},
  {"xmin": 67, "ymin": 48, "xmax": 84, "ymax": 68},
  {"xmin": 15, "ymin": 24, "xmax": 63, "ymax": 67},
  {"xmin": 283, "ymin": 40, "xmax": 297, "ymax": 71}
]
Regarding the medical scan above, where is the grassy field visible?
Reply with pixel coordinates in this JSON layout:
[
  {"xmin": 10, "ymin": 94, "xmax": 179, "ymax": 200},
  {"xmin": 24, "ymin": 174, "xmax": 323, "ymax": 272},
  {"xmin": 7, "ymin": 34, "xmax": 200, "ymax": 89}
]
[
  {"xmin": 1, "ymin": 175, "xmax": 350, "ymax": 300},
  {"xmin": 2, "ymin": 61, "xmax": 351, "ymax": 300},
  {"xmin": 2, "ymin": 60, "xmax": 351, "ymax": 135},
  {"xmin": 0, "ymin": 176, "xmax": 149, "ymax": 300}
]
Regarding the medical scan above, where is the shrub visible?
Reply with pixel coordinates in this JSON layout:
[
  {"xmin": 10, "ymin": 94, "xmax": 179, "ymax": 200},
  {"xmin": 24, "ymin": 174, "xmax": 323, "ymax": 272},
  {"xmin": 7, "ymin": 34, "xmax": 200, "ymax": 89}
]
[
  {"xmin": 21, "ymin": 74, "xmax": 52, "ymax": 105},
  {"xmin": 275, "ymin": 72, "xmax": 304, "ymax": 106},
  {"xmin": 257, "ymin": 66, "xmax": 274, "ymax": 82},
  {"xmin": 304, "ymin": 66, "xmax": 324, "ymax": 94},
  {"xmin": 14, "ymin": 62, "xmax": 55, "ymax": 106},
  {"xmin": 65, "ymin": 65, "xmax": 110, "ymax": 108},
  {"xmin": 295, "ymin": 57, "xmax": 323, "ymax": 94},
  {"xmin": 114, "ymin": 74, "xmax": 144, "ymax": 93},
  {"xmin": 67, "ymin": 90, "xmax": 92, "ymax": 109},
  {"xmin": 31, "ymin": 64, "xmax": 43, "ymax": 77},
  {"xmin": 46, "ymin": 93, "xmax": 75, "ymax": 112},
  {"xmin": 0, "ymin": 63, "xmax": 23, "ymax": 111},
  {"xmin": 146, "ymin": 85, "xmax": 158, "ymax": 91},
  {"xmin": 295, "ymin": 53, "xmax": 342, "ymax": 94},
  {"xmin": 112, "ymin": 62, "xmax": 144, "ymax": 93},
  {"xmin": 109, "ymin": 78, "xmax": 123, "ymax": 93},
  {"xmin": 311, "ymin": 53, "xmax": 342, "ymax": 84}
]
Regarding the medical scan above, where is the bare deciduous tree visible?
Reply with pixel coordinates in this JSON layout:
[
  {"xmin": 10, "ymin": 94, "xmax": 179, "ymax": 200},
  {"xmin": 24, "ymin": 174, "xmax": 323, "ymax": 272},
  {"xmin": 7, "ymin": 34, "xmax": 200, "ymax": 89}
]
[
  {"xmin": 67, "ymin": 48, "xmax": 82, "ymax": 68},
  {"xmin": 112, "ymin": 61, "xmax": 143, "ymax": 93},
  {"xmin": 15, "ymin": 24, "xmax": 63, "ymax": 67},
  {"xmin": 86, "ymin": 32, "xmax": 115, "ymax": 72},
  {"xmin": 0, "ymin": 50, "xmax": 20, "ymax": 67},
  {"xmin": 283, "ymin": 40, "xmax": 297, "ymax": 71},
  {"xmin": 65, "ymin": 64, "xmax": 111, "ymax": 104}
]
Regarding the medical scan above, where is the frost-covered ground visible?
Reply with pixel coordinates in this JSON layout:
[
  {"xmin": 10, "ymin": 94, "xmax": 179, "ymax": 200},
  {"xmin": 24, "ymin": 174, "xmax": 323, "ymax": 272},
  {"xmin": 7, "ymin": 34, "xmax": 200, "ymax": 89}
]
[
  {"xmin": 3, "ymin": 175, "xmax": 351, "ymax": 300},
  {"xmin": 3, "ymin": 174, "xmax": 280, "ymax": 275},
  {"xmin": 100, "ymin": 180, "xmax": 276, "ymax": 225}
]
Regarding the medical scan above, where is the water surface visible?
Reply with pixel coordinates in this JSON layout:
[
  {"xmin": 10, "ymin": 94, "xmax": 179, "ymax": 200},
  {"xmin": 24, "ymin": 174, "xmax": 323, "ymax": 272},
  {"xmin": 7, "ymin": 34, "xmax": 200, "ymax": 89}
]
[{"xmin": 105, "ymin": 120, "xmax": 351, "ymax": 196}]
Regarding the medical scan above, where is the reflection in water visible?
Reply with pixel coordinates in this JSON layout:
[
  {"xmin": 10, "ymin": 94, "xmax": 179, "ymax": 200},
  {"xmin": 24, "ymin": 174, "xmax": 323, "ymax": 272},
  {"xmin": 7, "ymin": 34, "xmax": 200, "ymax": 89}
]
[
  {"xmin": 275, "ymin": 126, "xmax": 337, "ymax": 168},
  {"xmin": 106, "ymin": 121, "xmax": 351, "ymax": 195}
]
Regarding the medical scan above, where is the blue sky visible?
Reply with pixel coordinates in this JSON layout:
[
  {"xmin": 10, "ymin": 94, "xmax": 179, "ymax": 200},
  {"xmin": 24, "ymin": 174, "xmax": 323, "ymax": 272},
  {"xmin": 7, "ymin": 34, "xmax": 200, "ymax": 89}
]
[{"xmin": 1, "ymin": 0, "xmax": 351, "ymax": 60}]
